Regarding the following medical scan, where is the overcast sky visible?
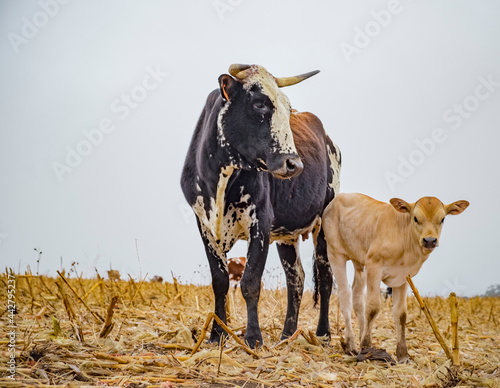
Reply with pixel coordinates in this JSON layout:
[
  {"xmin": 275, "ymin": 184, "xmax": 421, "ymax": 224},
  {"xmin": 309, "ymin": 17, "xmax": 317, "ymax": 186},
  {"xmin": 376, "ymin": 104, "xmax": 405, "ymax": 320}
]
[{"xmin": 1, "ymin": 1, "xmax": 499, "ymax": 296}]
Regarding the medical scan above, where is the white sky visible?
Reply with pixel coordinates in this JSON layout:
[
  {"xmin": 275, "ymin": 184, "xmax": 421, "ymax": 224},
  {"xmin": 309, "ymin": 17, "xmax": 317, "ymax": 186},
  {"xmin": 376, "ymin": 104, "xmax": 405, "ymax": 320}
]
[{"xmin": 1, "ymin": 1, "xmax": 499, "ymax": 296}]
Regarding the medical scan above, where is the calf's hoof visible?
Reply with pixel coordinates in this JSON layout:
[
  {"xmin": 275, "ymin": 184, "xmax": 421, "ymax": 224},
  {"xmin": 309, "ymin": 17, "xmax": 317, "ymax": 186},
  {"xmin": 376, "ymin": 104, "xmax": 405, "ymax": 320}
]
[
  {"xmin": 396, "ymin": 343, "xmax": 409, "ymax": 363},
  {"xmin": 340, "ymin": 337, "xmax": 357, "ymax": 356}
]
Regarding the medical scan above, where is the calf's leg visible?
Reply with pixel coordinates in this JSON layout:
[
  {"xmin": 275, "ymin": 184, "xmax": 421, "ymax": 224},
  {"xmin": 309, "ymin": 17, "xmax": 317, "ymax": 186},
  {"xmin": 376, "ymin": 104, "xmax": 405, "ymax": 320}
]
[
  {"xmin": 277, "ymin": 240, "xmax": 304, "ymax": 339},
  {"xmin": 392, "ymin": 283, "xmax": 409, "ymax": 362},
  {"xmin": 360, "ymin": 261, "xmax": 383, "ymax": 349},
  {"xmin": 328, "ymin": 252, "xmax": 357, "ymax": 354},
  {"xmin": 352, "ymin": 264, "xmax": 366, "ymax": 342}
]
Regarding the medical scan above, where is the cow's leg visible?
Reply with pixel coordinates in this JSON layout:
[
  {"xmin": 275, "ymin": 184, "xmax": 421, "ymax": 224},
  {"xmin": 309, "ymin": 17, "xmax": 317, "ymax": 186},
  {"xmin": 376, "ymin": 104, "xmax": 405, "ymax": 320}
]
[
  {"xmin": 352, "ymin": 263, "xmax": 366, "ymax": 342},
  {"xmin": 360, "ymin": 260, "xmax": 383, "ymax": 349},
  {"xmin": 329, "ymin": 252, "xmax": 356, "ymax": 354},
  {"xmin": 198, "ymin": 227, "xmax": 229, "ymax": 343},
  {"xmin": 277, "ymin": 240, "xmax": 304, "ymax": 339},
  {"xmin": 392, "ymin": 283, "xmax": 409, "ymax": 363},
  {"xmin": 240, "ymin": 222, "xmax": 270, "ymax": 348},
  {"xmin": 314, "ymin": 228, "xmax": 333, "ymax": 339}
]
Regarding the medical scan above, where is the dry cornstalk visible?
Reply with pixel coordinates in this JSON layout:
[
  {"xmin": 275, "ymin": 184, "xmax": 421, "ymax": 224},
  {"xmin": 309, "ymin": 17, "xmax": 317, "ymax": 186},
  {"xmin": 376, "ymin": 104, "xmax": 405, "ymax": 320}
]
[
  {"xmin": 38, "ymin": 275, "xmax": 56, "ymax": 296},
  {"xmin": 128, "ymin": 274, "xmax": 147, "ymax": 304},
  {"xmin": 407, "ymin": 275, "xmax": 452, "ymax": 360},
  {"xmin": 57, "ymin": 270, "xmax": 104, "ymax": 323},
  {"xmin": 449, "ymin": 292, "xmax": 460, "ymax": 366},
  {"xmin": 190, "ymin": 312, "xmax": 259, "ymax": 358},
  {"xmin": 55, "ymin": 280, "xmax": 77, "ymax": 321},
  {"xmin": 99, "ymin": 295, "xmax": 118, "ymax": 338},
  {"xmin": 226, "ymin": 294, "xmax": 232, "ymax": 323},
  {"xmin": 95, "ymin": 271, "xmax": 106, "ymax": 306},
  {"xmin": 172, "ymin": 273, "xmax": 184, "ymax": 304},
  {"xmin": 24, "ymin": 271, "xmax": 36, "ymax": 312},
  {"xmin": 82, "ymin": 279, "xmax": 102, "ymax": 301}
]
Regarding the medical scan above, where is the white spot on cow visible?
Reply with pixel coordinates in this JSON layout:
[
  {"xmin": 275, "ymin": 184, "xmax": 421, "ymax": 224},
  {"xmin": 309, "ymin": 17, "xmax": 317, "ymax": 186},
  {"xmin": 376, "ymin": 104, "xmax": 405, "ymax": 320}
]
[
  {"xmin": 327, "ymin": 143, "xmax": 341, "ymax": 195},
  {"xmin": 217, "ymin": 101, "xmax": 231, "ymax": 147},
  {"xmin": 240, "ymin": 193, "xmax": 250, "ymax": 203},
  {"xmin": 241, "ymin": 66, "xmax": 298, "ymax": 155},
  {"xmin": 192, "ymin": 166, "xmax": 258, "ymax": 256}
]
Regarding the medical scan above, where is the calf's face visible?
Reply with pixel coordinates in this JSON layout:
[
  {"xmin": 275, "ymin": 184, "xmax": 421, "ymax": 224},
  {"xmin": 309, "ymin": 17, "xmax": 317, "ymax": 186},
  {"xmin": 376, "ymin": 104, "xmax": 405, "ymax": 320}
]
[{"xmin": 390, "ymin": 197, "xmax": 469, "ymax": 252}]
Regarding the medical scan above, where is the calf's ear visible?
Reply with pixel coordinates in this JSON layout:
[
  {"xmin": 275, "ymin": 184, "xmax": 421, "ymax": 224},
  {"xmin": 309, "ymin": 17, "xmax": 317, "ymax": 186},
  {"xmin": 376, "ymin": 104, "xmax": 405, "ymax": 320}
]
[
  {"xmin": 219, "ymin": 74, "xmax": 241, "ymax": 101},
  {"xmin": 445, "ymin": 200, "xmax": 469, "ymax": 215},
  {"xmin": 390, "ymin": 198, "xmax": 412, "ymax": 213}
]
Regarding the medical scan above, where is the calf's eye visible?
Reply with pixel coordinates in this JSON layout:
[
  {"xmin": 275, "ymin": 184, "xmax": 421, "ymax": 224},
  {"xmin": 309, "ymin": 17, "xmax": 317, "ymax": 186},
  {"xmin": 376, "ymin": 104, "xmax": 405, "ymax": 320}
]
[
  {"xmin": 441, "ymin": 218, "xmax": 445, "ymax": 224},
  {"xmin": 414, "ymin": 216, "xmax": 419, "ymax": 224}
]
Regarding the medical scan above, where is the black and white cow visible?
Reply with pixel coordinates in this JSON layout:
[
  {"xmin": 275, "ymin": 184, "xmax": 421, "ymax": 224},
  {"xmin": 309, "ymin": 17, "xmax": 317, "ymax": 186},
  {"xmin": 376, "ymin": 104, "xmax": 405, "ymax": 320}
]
[{"xmin": 181, "ymin": 64, "xmax": 341, "ymax": 347}]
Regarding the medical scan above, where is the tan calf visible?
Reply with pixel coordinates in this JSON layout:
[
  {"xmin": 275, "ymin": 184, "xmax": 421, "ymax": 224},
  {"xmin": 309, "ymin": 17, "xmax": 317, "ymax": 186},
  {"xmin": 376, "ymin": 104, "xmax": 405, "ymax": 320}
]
[{"xmin": 322, "ymin": 193, "xmax": 469, "ymax": 362}]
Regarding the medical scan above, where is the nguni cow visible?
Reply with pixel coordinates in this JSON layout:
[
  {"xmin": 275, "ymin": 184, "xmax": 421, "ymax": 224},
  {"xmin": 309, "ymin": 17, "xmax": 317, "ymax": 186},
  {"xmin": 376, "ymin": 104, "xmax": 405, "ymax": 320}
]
[
  {"xmin": 181, "ymin": 64, "xmax": 341, "ymax": 348},
  {"xmin": 322, "ymin": 193, "xmax": 469, "ymax": 362}
]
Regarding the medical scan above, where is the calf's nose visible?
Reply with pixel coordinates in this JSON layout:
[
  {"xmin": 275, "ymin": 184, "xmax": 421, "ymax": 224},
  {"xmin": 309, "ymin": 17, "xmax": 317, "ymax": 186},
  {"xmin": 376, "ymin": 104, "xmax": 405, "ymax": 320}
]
[{"xmin": 422, "ymin": 237, "xmax": 438, "ymax": 249}]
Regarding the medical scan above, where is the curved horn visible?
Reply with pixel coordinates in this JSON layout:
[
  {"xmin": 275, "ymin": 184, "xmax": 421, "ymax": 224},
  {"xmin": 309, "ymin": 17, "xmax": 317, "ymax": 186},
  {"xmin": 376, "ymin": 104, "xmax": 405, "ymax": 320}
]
[
  {"xmin": 275, "ymin": 70, "xmax": 320, "ymax": 87},
  {"xmin": 228, "ymin": 64, "xmax": 252, "ymax": 79}
]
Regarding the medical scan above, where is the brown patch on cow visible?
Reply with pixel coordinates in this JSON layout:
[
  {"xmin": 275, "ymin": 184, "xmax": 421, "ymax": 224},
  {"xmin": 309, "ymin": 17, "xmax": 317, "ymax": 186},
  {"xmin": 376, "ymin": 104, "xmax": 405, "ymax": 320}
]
[
  {"xmin": 290, "ymin": 112, "xmax": 325, "ymax": 161},
  {"xmin": 228, "ymin": 257, "xmax": 246, "ymax": 288}
]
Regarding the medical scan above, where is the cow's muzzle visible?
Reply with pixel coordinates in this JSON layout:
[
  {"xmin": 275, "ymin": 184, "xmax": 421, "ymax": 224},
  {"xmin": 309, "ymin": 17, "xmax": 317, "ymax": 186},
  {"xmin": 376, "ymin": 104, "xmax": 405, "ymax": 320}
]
[
  {"xmin": 269, "ymin": 155, "xmax": 304, "ymax": 179},
  {"xmin": 422, "ymin": 237, "xmax": 438, "ymax": 250}
]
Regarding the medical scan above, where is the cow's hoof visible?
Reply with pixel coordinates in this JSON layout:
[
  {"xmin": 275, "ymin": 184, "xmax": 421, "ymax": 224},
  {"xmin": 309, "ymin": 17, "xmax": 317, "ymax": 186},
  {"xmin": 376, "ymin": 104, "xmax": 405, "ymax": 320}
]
[
  {"xmin": 208, "ymin": 330, "xmax": 228, "ymax": 344},
  {"xmin": 244, "ymin": 334, "xmax": 263, "ymax": 349},
  {"xmin": 315, "ymin": 327, "xmax": 331, "ymax": 342}
]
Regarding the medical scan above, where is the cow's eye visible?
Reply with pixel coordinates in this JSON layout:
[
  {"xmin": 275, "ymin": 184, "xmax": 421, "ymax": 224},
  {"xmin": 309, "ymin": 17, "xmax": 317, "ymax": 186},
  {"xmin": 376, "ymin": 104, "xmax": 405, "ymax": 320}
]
[
  {"xmin": 414, "ymin": 216, "xmax": 419, "ymax": 224},
  {"xmin": 440, "ymin": 218, "xmax": 445, "ymax": 224},
  {"xmin": 253, "ymin": 101, "xmax": 269, "ymax": 113}
]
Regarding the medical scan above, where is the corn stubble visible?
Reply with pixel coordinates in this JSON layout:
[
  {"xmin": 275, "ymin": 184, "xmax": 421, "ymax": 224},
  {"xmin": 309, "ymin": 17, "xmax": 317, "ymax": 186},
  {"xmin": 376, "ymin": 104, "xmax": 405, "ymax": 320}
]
[{"xmin": 0, "ymin": 269, "xmax": 498, "ymax": 387}]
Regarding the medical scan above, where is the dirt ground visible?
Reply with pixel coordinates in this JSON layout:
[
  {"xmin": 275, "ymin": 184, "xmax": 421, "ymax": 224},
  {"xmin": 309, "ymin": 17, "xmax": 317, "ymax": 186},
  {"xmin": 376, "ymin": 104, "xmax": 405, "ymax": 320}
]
[{"xmin": 0, "ymin": 272, "xmax": 498, "ymax": 387}]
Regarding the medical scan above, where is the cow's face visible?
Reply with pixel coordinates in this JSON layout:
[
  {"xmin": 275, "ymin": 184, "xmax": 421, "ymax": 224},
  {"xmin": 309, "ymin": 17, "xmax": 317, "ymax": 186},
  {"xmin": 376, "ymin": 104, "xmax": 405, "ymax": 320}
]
[
  {"xmin": 390, "ymin": 197, "xmax": 469, "ymax": 252},
  {"xmin": 217, "ymin": 65, "xmax": 317, "ymax": 179}
]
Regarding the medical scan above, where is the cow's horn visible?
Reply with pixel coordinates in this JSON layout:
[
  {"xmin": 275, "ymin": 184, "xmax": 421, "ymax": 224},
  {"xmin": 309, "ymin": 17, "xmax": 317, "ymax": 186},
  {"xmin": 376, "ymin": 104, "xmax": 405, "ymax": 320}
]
[
  {"xmin": 275, "ymin": 70, "xmax": 320, "ymax": 87},
  {"xmin": 229, "ymin": 64, "xmax": 252, "ymax": 79}
]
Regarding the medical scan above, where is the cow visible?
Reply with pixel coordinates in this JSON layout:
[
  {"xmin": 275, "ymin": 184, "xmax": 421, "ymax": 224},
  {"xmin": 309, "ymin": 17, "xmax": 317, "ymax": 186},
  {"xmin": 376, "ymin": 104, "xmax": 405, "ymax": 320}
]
[
  {"xmin": 321, "ymin": 193, "xmax": 469, "ymax": 362},
  {"xmin": 181, "ymin": 64, "xmax": 341, "ymax": 348},
  {"xmin": 228, "ymin": 256, "xmax": 246, "ymax": 289}
]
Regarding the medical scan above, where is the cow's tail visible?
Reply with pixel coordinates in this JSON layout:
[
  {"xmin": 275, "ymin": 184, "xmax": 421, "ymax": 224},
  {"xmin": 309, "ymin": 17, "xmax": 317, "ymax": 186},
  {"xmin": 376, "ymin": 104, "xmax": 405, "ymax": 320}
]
[{"xmin": 313, "ymin": 253, "xmax": 320, "ymax": 307}]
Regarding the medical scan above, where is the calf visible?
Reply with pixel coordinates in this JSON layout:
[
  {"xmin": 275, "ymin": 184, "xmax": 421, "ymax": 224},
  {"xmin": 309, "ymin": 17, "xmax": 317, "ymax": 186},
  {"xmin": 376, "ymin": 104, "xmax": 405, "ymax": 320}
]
[
  {"xmin": 228, "ymin": 256, "xmax": 246, "ymax": 288},
  {"xmin": 322, "ymin": 193, "xmax": 469, "ymax": 362}
]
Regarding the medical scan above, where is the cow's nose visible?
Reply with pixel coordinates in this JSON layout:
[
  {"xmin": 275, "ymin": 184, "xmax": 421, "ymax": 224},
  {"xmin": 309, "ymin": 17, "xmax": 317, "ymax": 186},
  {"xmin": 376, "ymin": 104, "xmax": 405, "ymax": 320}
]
[
  {"xmin": 423, "ymin": 237, "xmax": 438, "ymax": 249},
  {"xmin": 285, "ymin": 157, "xmax": 303, "ymax": 177}
]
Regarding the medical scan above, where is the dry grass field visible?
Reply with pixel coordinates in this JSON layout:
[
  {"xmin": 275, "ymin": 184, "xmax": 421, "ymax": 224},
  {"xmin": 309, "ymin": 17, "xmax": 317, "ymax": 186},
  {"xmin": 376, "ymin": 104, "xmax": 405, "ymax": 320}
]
[{"xmin": 0, "ymin": 270, "xmax": 498, "ymax": 387}]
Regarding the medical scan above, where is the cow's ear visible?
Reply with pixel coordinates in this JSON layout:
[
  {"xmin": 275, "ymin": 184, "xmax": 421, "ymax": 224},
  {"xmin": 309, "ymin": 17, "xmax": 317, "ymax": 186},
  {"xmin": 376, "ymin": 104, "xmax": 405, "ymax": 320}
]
[
  {"xmin": 219, "ymin": 74, "xmax": 240, "ymax": 101},
  {"xmin": 390, "ymin": 198, "xmax": 411, "ymax": 213},
  {"xmin": 445, "ymin": 200, "xmax": 469, "ymax": 215}
]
